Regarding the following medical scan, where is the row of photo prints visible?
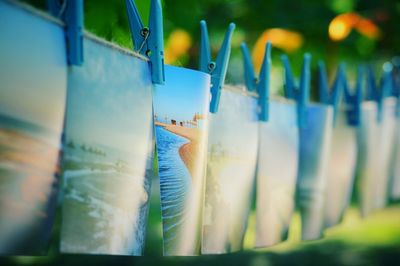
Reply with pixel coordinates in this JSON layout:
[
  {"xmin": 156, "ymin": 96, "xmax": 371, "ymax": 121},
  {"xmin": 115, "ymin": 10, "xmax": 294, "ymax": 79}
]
[{"xmin": 0, "ymin": 0, "xmax": 399, "ymax": 256}]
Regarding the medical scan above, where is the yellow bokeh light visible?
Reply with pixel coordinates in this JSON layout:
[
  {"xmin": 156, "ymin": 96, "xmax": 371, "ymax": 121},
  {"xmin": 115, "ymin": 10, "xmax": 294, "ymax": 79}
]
[
  {"xmin": 328, "ymin": 13, "xmax": 381, "ymax": 42},
  {"xmin": 329, "ymin": 20, "xmax": 350, "ymax": 41},
  {"xmin": 328, "ymin": 13, "xmax": 359, "ymax": 41},
  {"xmin": 164, "ymin": 29, "xmax": 192, "ymax": 65},
  {"xmin": 252, "ymin": 28, "xmax": 303, "ymax": 72}
]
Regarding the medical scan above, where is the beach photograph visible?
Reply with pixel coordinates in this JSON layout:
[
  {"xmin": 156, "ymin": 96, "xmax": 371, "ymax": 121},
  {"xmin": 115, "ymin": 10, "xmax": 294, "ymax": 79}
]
[
  {"xmin": 153, "ymin": 65, "xmax": 210, "ymax": 255},
  {"xmin": 297, "ymin": 104, "xmax": 333, "ymax": 241},
  {"xmin": 0, "ymin": 0, "xmax": 66, "ymax": 255},
  {"xmin": 255, "ymin": 100, "xmax": 299, "ymax": 248},
  {"xmin": 60, "ymin": 38, "xmax": 154, "ymax": 256},
  {"xmin": 202, "ymin": 87, "xmax": 259, "ymax": 254},
  {"xmin": 323, "ymin": 111, "xmax": 357, "ymax": 228}
]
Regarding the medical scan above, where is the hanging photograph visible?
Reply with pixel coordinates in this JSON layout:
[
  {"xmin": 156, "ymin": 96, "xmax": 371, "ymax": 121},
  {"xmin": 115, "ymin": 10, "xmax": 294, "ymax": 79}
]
[
  {"xmin": 0, "ymin": 1, "xmax": 67, "ymax": 255},
  {"xmin": 390, "ymin": 118, "xmax": 400, "ymax": 200},
  {"xmin": 373, "ymin": 98, "xmax": 397, "ymax": 209},
  {"xmin": 323, "ymin": 110, "xmax": 357, "ymax": 228},
  {"xmin": 60, "ymin": 37, "xmax": 154, "ymax": 256},
  {"xmin": 255, "ymin": 99, "xmax": 299, "ymax": 247},
  {"xmin": 153, "ymin": 65, "xmax": 210, "ymax": 256},
  {"xmin": 357, "ymin": 98, "xmax": 397, "ymax": 217},
  {"xmin": 297, "ymin": 104, "xmax": 333, "ymax": 240},
  {"xmin": 356, "ymin": 101, "xmax": 379, "ymax": 217},
  {"xmin": 202, "ymin": 86, "xmax": 258, "ymax": 254}
]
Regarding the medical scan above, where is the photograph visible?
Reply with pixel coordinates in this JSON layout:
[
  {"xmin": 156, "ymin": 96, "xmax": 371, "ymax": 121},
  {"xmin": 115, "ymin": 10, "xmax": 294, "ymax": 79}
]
[
  {"xmin": 153, "ymin": 65, "xmax": 210, "ymax": 255},
  {"xmin": 323, "ymin": 110, "xmax": 357, "ymax": 228},
  {"xmin": 60, "ymin": 37, "xmax": 154, "ymax": 256},
  {"xmin": 356, "ymin": 101, "xmax": 379, "ymax": 217},
  {"xmin": 297, "ymin": 104, "xmax": 333, "ymax": 241},
  {"xmin": 202, "ymin": 86, "xmax": 259, "ymax": 254},
  {"xmin": 356, "ymin": 98, "xmax": 397, "ymax": 217},
  {"xmin": 390, "ymin": 118, "xmax": 400, "ymax": 200},
  {"xmin": 255, "ymin": 99, "xmax": 299, "ymax": 247},
  {"xmin": 373, "ymin": 98, "xmax": 398, "ymax": 209},
  {"xmin": 0, "ymin": 0, "xmax": 66, "ymax": 255}
]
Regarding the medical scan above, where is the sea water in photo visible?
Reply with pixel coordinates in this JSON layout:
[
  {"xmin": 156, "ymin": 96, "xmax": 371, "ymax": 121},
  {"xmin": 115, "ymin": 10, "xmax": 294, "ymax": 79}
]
[
  {"xmin": 357, "ymin": 99, "xmax": 397, "ymax": 217},
  {"xmin": 0, "ymin": 1, "xmax": 67, "ymax": 255},
  {"xmin": 323, "ymin": 110, "xmax": 357, "ymax": 228},
  {"xmin": 60, "ymin": 37, "xmax": 154, "ymax": 255},
  {"xmin": 202, "ymin": 86, "xmax": 258, "ymax": 254},
  {"xmin": 297, "ymin": 104, "xmax": 333, "ymax": 240},
  {"xmin": 255, "ymin": 99, "xmax": 299, "ymax": 247},
  {"xmin": 153, "ymin": 65, "xmax": 210, "ymax": 255}
]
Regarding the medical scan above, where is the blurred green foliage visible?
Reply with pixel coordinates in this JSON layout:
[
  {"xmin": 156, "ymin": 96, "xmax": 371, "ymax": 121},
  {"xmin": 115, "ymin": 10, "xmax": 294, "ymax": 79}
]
[{"xmin": 26, "ymin": 0, "xmax": 400, "ymax": 75}]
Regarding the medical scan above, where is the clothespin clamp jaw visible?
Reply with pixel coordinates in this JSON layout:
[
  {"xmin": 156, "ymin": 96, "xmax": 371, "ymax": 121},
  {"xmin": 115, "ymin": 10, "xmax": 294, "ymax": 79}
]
[
  {"xmin": 366, "ymin": 65, "xmax": 393, "ymax": 123},
  {"xmin": 343, "ymin": 66, "xmax": 363, "ymax": 126},
  {"xmin": 199, "ymin": 20, "xmax": 235, "ymax": 113},
  {"xmin": 241, "ymin": 42, "xmax": 271, "ymax": 122},
  {"xmin": 318, "ymin": 61, "xmax": 345, "ymax": 125},
  {"xmin": 126, "ymin": 0, "xmax": 165, "ymax": 85},
  {"xmin": 281, "ymin": 53, "xmax": 311, "ymax": 128},
  {"xmin": 47, "ymin": 0, "xmax": 84, "ymax": 66}
]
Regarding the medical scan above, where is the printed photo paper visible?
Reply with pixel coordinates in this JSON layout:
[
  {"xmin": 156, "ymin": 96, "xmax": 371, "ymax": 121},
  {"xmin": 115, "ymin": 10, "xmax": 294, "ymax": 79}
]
[
  {"xmin": 202, "ymin": 86, "xmax": 259, "ymax": 254},
  {"xmin": 255, "ymin": 99, "xmax": 299, "ymax": 247},
  {"xmin": 0, "ymin": 1, "xmax": 67, "ymax": 255},
  {"xmin": 60, "ymin": 37, "xmax": 154, "ymax": 256},
  {"xmin": 297, "ymin": 104, "xmax": 333, "ymax": 240},
  {"xmin": 153, "ymin": 65, "xmax": 210, "ymax": 255}
]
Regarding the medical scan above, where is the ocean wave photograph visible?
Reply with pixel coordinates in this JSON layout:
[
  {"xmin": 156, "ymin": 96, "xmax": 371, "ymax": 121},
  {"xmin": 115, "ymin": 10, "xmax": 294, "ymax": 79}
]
[
  {"xmin": 60, "ymin": 37, "xmax": 154, "ymax": 256},
  {"xmin": 153, "ymin": 65, "xmax": 210, "ymax": 255}
]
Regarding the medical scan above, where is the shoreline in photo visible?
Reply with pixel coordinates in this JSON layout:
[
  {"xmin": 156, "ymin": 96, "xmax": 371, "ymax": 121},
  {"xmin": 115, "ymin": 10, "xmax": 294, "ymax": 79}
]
[{"xmin": 155, "ymin": 122, "xmax": 201, "ymax": 179}]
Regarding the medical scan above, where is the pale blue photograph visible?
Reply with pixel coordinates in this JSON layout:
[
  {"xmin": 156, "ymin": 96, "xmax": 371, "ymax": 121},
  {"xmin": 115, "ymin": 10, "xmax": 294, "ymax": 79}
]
[
  {"xmin": 297, "ymin": 104, "xmax": 333, "ymax": 240},
  {"xmin": 323, "ymin": 110, "xmax": 357, "ymax": 228},
  {"xmin": 0, "ymin": 1, "xmax": 67, "ymax": 255},
  {"xmin": 390, "ymin": 118, "xmax": 400, "ymax": 200},
  {"xmin": 255, "ymin": 99, "xmax": 299, "ymax": 247},
  {"xmin": 202, "ymin": 86, "xmax": 259, "ymax": 254},
  {"xmin": 373, "ymin": 98, "xmax": 397, "ymax": 209},
  {"xmin": 356, "ymin": 99, "xmax": 397, "ymax": 217},
  {"xmin": 60, "ymin": 37, "xmax": 154, "ymax": 256}
]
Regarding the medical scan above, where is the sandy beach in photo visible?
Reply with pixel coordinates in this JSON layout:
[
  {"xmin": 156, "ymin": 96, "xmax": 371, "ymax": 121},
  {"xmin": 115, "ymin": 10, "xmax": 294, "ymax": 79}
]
[
  {"xmin": 155, "ymin": 121, "xmax": 201, "ymax": 179},
  {"xmin": 0, "ymin": 119, "xmax": 60, "ymax": 254}
]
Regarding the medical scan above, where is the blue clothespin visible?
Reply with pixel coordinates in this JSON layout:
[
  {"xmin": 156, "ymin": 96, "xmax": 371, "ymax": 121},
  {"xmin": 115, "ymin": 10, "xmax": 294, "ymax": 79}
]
[
  {"xmin": 318, "ymin": 61, "xmax": 345, "ymax": 125},
  {"xmin": 199, "ymin": 20, "xmax": 235, "ymax": 113},
  {"xmin": 47, "ymin": 0, "xmax": 84, "ymax": 65},
  {"xmin": 241, "ymin": 42, "xmax": 271, "ymax": 121},
  {"xmin": 281, "ymin": 53, "xmax": 311, "ymax": 128},
  {"xmin": 343, "ymin": 66, "xmax": 363, "ymax": 126},
  {"xmin": 125, "ymin": 0, "xmax": 165, "ymax": 85},
  {"xmin": 366, "ymin": 65, "xmax": 393, "ymax": 122}
]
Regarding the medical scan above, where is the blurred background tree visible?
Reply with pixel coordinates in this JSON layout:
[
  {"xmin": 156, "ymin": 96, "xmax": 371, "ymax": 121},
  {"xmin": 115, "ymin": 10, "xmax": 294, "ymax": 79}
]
[{"xmin": 28, "ymin": 0, "xmax": 400, "ymax": 96}]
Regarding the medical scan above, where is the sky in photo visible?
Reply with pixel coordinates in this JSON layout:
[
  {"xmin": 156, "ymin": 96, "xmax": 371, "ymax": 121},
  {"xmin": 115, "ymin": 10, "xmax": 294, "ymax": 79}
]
[
  {"xmin": 65, "ymin": 38, "xmax": 153, "ymax": 155},
  {"xmin": 0, "ymin": 1, "xmax": 67, "ymax": 135},
  {"xmin": 153, "ymin": 65, "xmax": 210, "ymax": 123}
]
